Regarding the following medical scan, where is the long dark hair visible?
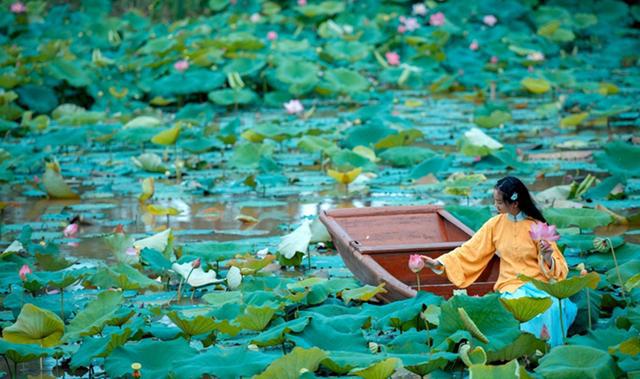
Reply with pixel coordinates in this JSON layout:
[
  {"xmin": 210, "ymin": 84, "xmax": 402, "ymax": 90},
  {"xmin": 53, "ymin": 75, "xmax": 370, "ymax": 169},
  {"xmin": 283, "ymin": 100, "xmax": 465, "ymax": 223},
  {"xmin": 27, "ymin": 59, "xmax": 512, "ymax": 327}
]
[{"xmin": 495, "ymin": 176, "xmax": 547, "ymax": 223}]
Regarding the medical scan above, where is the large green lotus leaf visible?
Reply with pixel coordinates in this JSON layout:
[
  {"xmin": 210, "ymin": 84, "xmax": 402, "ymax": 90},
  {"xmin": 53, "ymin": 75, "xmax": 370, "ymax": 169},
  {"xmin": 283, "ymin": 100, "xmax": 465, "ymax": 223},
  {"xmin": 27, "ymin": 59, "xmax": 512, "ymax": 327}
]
[
  {"xmin": 321, "ymin": 351, "xmax": 381, "ymax": 375},
  {"xmin": 140, "ymin": 248, "xmax": 172, "ymax": 274},
  {"xmin": 473, "ymin": 103, "xmax": 512, "ymax": 128},
  {"xmin": 324, "ymin": 40, "xmax": 370, "ymax": 62},
  {"xmin": 15, "ymin": 85, "xmax": 58, "ymax": 114},
  {"xmin": 183, "ymin": 241, "xmax": 248, "ymax": 262},
  {"xmin": 171, "ymin": 346, "xmax": 278, "ymax": 379},
  {"xmin": 342, "ymin": 122, "xmax": 396, "ymax": 150},
  {"xmin": 543, "ymin": 208, "xmax": 612, "ymax": 229},
  {"xmin": 485, "ymin": 333, "xmax": 547, "ymax": 363},
  {"xmin": 179, "ymin": 136, "xmax": 224, "ymax": 154},
  {"xmin": 391, "ymin": 352, "xmax": 458, "ymax": 377},
  {"xmin": 297, "ymin": 136, "xmax": 339, "ymax": 155},
  {"xmin": 138, "ymin": 36, "xmax": 176, "ymax": 55},
  {"xmin": 286, "ymin": 317, "xmax": 369, "ymax": 353},
  {"xmin": 35, "ymin": 252, "xmax": 74, "ymax": 271},
  {"xmin": 65, "ymin": 291, "xmax": 124, "ymax": 341},
  {"xmin": 223, "ymin": 58, "xmax": 266, "ymax": 77},
  {"xmin": 362, "ymin": 289, "xmax": 441, "ymax": 330},
  {"xmin": 594, "ymin": 141, "xmax": 640, "ymax": 178},
  {"xmin": 342, "ymin": 284, "xmax": 387, "ymax": 304},
  {"xmin": 518, "ymin": 272, "xmax": 600, "ymax": 299},
  {"xmin": 330, "ymin": 149, "xmax": 377, "ymax": 171},
  {"xmin": 235, "ymin": 305, "xmax": 279, "ymax": 331},
  {"xmin": 245, "ymin": 123, "xmax": 297, "ymax": 142},
  {"xmin": 229, "ymin": 142, "xmax": 274, "ymax": 168},
  {"xmin": 104, "ymin": 338, "xmax": 198, "ymax": 378},
  {"xmin": 469, "ymin": 359, "xmax": 521, "ymax": 379},
  {"xmin": 2, "ymin": 304, "xmax": 64, "ymax": 347},
  {"xmin": 378, "ymin": 147, "xmax": 436, "ymax": 167},
  {"xmin": 499, "ymin": 297, "xmax": 553, "ymax": 322},
  {"xmin": 251, "ymin": 316, "xmax": 311, "ymax": 347},
  {"xmin": 374, "ymin": 129, "xmax": 423, "ymax": 150},
  {"xmin": 349, "ymin": 357, "xmax": 399, "ymax": 379},
  {"xmin": 386, "ymin": 329, "xmax": 430, "ymax": 354},
  {"xmin": 47, "ymin": 59, "xmax": 91, "ymax": 87},
  {"xmin": 606, "ymin": 260, "xmax": 640, "ymax": 287},
  {"xmin": 42, "ymin": 164, "xmax": 79, "ymax": 199},
  {"xmin": 409, "ymin": 155, "xmax": 453, "ymax": 180},
  {"xmin": 294, "ymin": 1, "xmax": 345, "ymax": 17},
  {"xmin": 167, "ymin": 310, "xmax": 217, "ymax": 337},
  {"xmin": 0, "ymin": 339, "xmax": 53, "ymax": 363},
  {"xmin": 70, "ymin": 327, "xmax": 132, "ymax": 369},
  {"xmin": 275, "ymin": 60, "xmax": 319, "ymax": 89},
  {"xmin": 567, "ymin": 327, "xmax": 631, "ymax": 352},
  {"xmin": 435, "ymin": 294, "xmax": 521, "ymax": 351},
  {"xmin": 201, "ymin": 291, "xmax": 243, "ymax": 308},
  {"xmin": 324, "ymin": 68, "xmax": 369, "ymax": 94},
  {"xmin": 211, "ymin": 32, "xmax": 264, "ymax": 52},
  {"xmin": 297, "ymin": 310, "xmax": 370, "ymax": 334},
  {"xmin": 29, "ymin": 268, "xmax": 86, "ymax": 289},
  {"xmin": 535, "ymin": 345, "xmax": 618, "ymax": 379},
  {"xmin": 88, "ymin": 263, "xmax": 163, "ymax": 291},
  {"xmin": 150, "ymin": 69, "xmax": 226, "ymax": 97},
  {"xmin": 254, "ymin": 347, "xmax": 327, "ymax": 379},
  {"xmin": 444, "ymin": 205, "xmax": 492, "ymax": 232},
  {"xmin": 208, "ymin": 88, "xmax": 257, "ymax": 106},
  {"xmin": 521, "ymin": 77, "xmax": 552, "ymax": 94}
]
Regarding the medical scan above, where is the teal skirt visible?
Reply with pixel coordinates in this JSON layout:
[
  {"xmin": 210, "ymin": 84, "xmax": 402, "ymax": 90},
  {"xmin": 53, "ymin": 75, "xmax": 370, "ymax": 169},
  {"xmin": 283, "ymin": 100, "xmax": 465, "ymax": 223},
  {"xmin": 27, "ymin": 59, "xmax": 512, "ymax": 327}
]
[{"xmin": 501, "ymin": 282, "xmax": 577, "ymax": 347}]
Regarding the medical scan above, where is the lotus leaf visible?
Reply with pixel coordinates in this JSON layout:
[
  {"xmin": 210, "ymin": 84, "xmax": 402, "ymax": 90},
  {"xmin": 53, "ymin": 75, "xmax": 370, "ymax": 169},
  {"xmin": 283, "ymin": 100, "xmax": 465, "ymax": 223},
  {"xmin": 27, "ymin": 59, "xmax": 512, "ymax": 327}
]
[
  {"xmin": 485, "ymin": 333, "xmax": 548, "ymax": 363},
  {"xmin": 15, "ymin": 85, "xmax": 58, "ymax": 114},
  {"xmin": 2, "ymin": 304, "xmax": 64, "ymax": 347},
  {"xmin": 70, "ymin": 328, "xmax": 132, "ymax": 369},
  {"xmin": 42, "ymin": 161, "xmax": 79, "ymax": 199},
  {"xmin": 254, "ymin": 347, "xmax": 327, "ymax": 379},
  {"xmin": 342, "ymin": 283, "xmax": 387, "ymax": 304},
  {"xmin": 64, "ymin": 291, "xmax": 124, "ymax": 341},
  {"xmin": 88, "ymin": 263, "xmax": 163, "ymax": 291},
  {"xmin": 378, "ymin": 146, "xmax": 436, "ymax": 167},
  {"xmin": 500, "ymin": 296, "xmax": 553, "ymax": 322},
  {"xmin": 150, "ymin": 70, "xmax": 226, "ymax": 97},
  {"xmin": 535, "ymin": 345, "xmax": 618, "ymax": 379},
  {"xmin": 349, "ymin": 357, "xmax": 400, "ymax": 379},
  {"xmin": 392, "ymin": 351, "xmax": 458, "ymax": 377},
  {"xmin": 104, "ymin": 337, "xmax": 198, "ymax": 378},
  {"xmin": 606, "ymin": 260, "xmax": 640, "ymax": 287},
  {"xmin": 324, "ymin": 68, "xmax": 369, "ymax": 94},
  {"xmin": 473, "ymin": 103, "xmax": 512, "ymax": 128},
  {"xmin": 251, "ymin": 316, "xmax": 311, "ymax": 347},
  {"xmin": 286, "ymin": 317, "xmax": 369, "ymax": 353},
  {"xmin": 47, "ymin": 59, "xmax": 91, "ymax": 87},
  {"xmin": 0, "ymin": 339, "xmax": 52, "ymax": 363},
  {"xmin": 235, "ymin": 305, "xmax": 278, "ymax": 331},
  {"xmin": 208, "ymin": 88, "xmax": 257, "ymax": 106},
  {"xmin": 170, "ymin": 346, "xmax": 278, "ymax": 379},
  {"xmin": 151, "ymin": 125, "xmax": 180, "ymax": 146},
  {"xmin": 518, "ymin": 272, "xmax": 599, "ymax": 299},
  {"xmin": 543, "ymin": 208, "xmax": 612, "ymax": 229},
  {"xmin": 522, "ymin": 77, "xmax": 552, "ymax": 94},
  {"xmin": 294, "ymin": 1, "xmax": 345, "ymax": 17},
  {"xmin": 594, "ymin": 141, "xmax": 640, "ymax": 178},
  {"xmin": 469, "ymin": 359, "xmax": 521, "ymax": 379}
]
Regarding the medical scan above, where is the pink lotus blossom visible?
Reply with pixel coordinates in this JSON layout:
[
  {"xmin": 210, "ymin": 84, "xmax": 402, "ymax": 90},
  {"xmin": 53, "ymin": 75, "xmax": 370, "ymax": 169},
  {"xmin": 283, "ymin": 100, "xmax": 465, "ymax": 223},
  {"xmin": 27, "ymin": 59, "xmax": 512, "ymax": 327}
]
[
  {"xmin": 540, "ymin": 324, "xmax": 550, "ymax": 340},
  {"xmin": 174, "ymin": 60, "xmax": 189, "ymax": 72},
  {"xmin": 64, "ymin": 223, "xmax": 79, "ymax": 238},
  {"xmin": 267, "ymin": 31, "xmax": 278, "ymax": 41},
  {"xmin": 385, "ymin": 51, "xmax": 400, "ymax": 66},
  {"xmin": 429, "ymin": 12, "xmax": 445, "ymax": 26},
  {"xmin": 191, "ymin": 258, "xmax": 201, "ymax": 269},
  {"xmin": 33, "ymin": 175, "xmax": 40, "ymax": 183},
  {"xmin": 529, "ymin": 222, "xmax": 560, "ymax": 242},
  {"xmin": 483, "ymin": 15, "xmax": 497, "ymax": 27},
  {"xmin": 403, "ymin": 17, "xmax": 421, "ymax": 31},
  {"xmin": 284, "ymin": 99, "xmax": 304, "ymax": 115},
  {"xmin": 469, "ymin": 40, "xmax": 479, "ymax": 51},
  {"xmin": 19, "ymin": 264, "xmax": 31, "ymax": 280},
  {"xmin": 250, "ymin": 13, "xmax": 261, "ymax": 23},
  {"xmin": 397, "ymin": 25, "xmax": 407, "ymax": 34},
  {"xmin": 408, "ymin": 254, "xmax": 425, "ymax": 273},
  {"xmin": 490, "ymin": 56, "xmax": 498, "ymax": 64},
  {"xmin": 10, "ymin": 2, "xmax": 26, "ymax": 13},
  {"xmin": 297, "ymin": 0, "xmax": 307, "ymax": 5},
  {"xmin": 412, "ymin": 3, "xmax": 427, "ymax": 16}
]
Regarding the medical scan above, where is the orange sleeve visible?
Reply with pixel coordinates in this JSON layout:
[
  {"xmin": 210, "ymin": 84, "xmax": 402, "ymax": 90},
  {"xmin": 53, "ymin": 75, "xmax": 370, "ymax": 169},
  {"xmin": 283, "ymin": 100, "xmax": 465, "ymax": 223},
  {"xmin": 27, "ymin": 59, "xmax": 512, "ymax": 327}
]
[
  {"xmin": 437, "ymin": 217, "xmax": 497, "ymax": 288},
  {"xmin": 539, "ymin": 242, "xmax": 568, "ymax": 280}
]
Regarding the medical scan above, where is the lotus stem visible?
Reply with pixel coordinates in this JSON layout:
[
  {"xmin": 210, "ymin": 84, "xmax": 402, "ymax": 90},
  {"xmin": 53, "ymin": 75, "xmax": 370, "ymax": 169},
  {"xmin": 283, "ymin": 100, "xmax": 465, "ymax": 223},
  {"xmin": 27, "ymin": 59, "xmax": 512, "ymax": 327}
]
[
  {"xmin": 177, "ymin": 267, "xmax": 195, "ymax": 303},
  {"xmin": 607, "ymin": 238, "xmax": 627, "ymax": 302},
  {"xmin": 586, "ymin": 288, "xmax": 592, "ymax": 330},
  {"xmin": 558, "ymin": 298, "xmax": 565, "ymax": 344},
  {"xmin": 307, "ymin": 252, "xmax": 311, "ymax": 271},
  {"xmin": 416, "ymin": 273, "xmax": 421, "ymax": 292},
  {"xmin": 2, "ymin": 355, "xmax": 12, "ymax": 379},
  {"xmin": 60, "ymin": 289, "xmax": 64, "ymax": 320}
]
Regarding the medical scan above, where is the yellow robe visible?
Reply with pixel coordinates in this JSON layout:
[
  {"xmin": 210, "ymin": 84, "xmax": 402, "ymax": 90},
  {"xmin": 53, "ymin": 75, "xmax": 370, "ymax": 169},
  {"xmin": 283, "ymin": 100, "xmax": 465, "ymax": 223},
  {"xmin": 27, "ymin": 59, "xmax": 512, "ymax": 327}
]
[{"xmin": 438, "ymin": 213, "xmax": 568, "ymax": 293}]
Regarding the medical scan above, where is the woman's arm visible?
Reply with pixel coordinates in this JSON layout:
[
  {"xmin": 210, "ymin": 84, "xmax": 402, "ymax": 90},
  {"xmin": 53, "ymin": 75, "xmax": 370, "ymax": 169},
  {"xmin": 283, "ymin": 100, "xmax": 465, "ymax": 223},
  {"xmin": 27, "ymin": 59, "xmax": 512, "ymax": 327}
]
[
  {"xmin": 539, "ymin": 240, "xmax": 568, "ymax": 280},
  {"xmin": 426, "ymin": 216, "xmax": 498, "ymax": 288}
]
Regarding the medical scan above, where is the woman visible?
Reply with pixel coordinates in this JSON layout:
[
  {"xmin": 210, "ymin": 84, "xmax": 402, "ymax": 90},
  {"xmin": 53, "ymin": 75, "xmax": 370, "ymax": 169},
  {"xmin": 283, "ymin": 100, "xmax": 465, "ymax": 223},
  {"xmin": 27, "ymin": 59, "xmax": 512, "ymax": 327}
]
[{"xmin": 422, "ymin": 176, "xmax": 576, "ymax": 346}]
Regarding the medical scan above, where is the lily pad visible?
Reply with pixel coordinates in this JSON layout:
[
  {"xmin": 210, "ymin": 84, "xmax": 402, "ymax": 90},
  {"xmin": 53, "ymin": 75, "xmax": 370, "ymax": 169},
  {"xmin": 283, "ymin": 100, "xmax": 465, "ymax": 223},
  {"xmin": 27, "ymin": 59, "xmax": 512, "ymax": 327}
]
[
  {"xmin": 2, "ymin": 304, "xmax": 64, "ymax": 347},
  {"xmin": 518, "ymin": 272, "xmax": 600, "ymax": 299},
  {"xmin": 535, "ymin": 345, "xmax": 618, "ymax": 379}
]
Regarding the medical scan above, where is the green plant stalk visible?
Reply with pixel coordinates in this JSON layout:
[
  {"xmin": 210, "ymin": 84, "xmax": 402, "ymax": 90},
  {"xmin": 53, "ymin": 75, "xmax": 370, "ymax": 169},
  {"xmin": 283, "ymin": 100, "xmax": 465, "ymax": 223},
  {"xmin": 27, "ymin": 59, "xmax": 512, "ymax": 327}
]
[
  {"xmin": 416, "ymin": 273, "xmax": 421, "ymax": 292},
  {"xmin": 60, "ymin": 289, "xmax": 64, "ymax": 321},
  {"xmin": 307, "ymin": 252, "xmax": 311, "ymax": 271},
  {"xmin": 586, "ymin": 288, "xmax": 592, "ymax": 330},
  {"xmin": 2, "ymin": 355, "xmax": 12, "ymax": 379},
  {"xmin": 558, "ymin": 298, "xmax": 565, "ymax": 344},
  {"xmin": 607, "ymin": 238, "xmax": 627, "ymax": 302}
]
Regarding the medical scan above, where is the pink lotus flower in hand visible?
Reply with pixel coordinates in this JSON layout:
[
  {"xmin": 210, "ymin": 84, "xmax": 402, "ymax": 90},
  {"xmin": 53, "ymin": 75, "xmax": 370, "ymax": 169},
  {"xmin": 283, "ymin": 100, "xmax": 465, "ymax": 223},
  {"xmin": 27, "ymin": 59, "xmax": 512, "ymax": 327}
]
[
  {"xmin": 408, "ymin": 254, "xmax": 425, "ymax": 273},
  {"xmin": 385, "ymin": 51, "xmax": 400, "ymax": 66},
  {"xmin": 64, "ymin": 223, "xmax": 79, "ymax": 238},
  {"xmin": 429, "ymin": 12, "xmax": 445, "ymax": 26},
  {"xmin": 10, "ymin": 2, "xmax": 26, "ymax": 13},
  {"xmin": 19, "ymin": 264, "xmax": 31, "ymax": 280},
  {"xmin": 174, "ymin": 59, "xmax": 189, "ymax": 72},
  {"xmin": 284, "ymin": 99, "xmax": 304, "ymax": 115},
  {"xmin": 529, "ymin": 222, "xmax": 560, "ymax": 242},
  {"xmin": 483, "ymin": 15, "xmax": 497, "ymax": 27}
]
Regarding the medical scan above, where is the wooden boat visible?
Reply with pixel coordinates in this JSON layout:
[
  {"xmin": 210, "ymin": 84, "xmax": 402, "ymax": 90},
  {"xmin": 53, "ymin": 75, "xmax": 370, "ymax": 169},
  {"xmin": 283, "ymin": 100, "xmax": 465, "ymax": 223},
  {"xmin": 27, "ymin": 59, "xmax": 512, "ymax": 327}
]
[{"xmin": 319, "ymin": 205, "xmax": 499, "ymax": 302}]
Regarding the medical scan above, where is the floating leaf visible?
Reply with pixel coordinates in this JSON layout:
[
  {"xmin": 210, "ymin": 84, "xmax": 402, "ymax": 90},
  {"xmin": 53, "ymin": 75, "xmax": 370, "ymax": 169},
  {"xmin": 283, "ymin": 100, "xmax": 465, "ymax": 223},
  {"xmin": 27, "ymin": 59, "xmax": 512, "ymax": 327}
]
[
  {"xmin": 535, "ymin": 345, "xmax": 617, "ymax": 379},
  {"xmin": 518, "ymin": 272, "xmax": 600, "ymax": 299},
  {"xmin": 3, "ymin": 304, "xmax": 64, "ymax": 347},
  {"xmin": 254, "ymin": 347, "xmax": 327, "ymax": 379},
  {"xmin": 560, "ymin": 112, "xmax": 589, "ymax": 128},
  {"xmin": 42, "ymin": 160, "xmax": 79, "ymax": 199},
  {"xmin": 342, "ymin": 283, "xmax": 387, "ymax": 304},
  {"xmin": 521, "ymin": 77, "xmax": 551, "ymax": 94},
  {"xmin": 499, "ymin": 297, "xmax": 553, "ymax": 322},
  {"xmin": 151, "ymin": 125, "xmax": 181, "ymax": 146},
  {"xmin": 65, "ymin": 291, "xmax": 124, "ymax": 341},
  {"xmin": 349, "ymin": 358, "xmax": 400, "ymax": 379},
  {"xmin": 543, "ymin": 208, "xmax": 612, "ymax": 229}
]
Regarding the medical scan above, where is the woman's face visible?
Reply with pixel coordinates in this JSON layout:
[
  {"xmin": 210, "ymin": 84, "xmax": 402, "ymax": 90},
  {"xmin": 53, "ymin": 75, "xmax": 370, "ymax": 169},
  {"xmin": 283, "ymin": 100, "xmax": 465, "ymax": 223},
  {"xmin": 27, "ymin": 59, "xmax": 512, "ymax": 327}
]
[{"xmin": 493, "ymin": 189, "xmax": 515, "ymax": 214}]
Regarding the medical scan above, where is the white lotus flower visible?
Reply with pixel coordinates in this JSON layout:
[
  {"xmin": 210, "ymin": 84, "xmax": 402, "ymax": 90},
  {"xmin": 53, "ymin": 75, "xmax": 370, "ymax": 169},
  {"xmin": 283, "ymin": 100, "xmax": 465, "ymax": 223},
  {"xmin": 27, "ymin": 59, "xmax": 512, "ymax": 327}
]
[
  {"xmin": 172, "ymin": 262, "xmax": 223, "ymax": 287},
  {"xmin": 284, "ymin": 100, "xmax": 304, "ymax": 115},
  {"xmin": 226, "ymin": 266, "xmax": 242, "ymax": 290}
]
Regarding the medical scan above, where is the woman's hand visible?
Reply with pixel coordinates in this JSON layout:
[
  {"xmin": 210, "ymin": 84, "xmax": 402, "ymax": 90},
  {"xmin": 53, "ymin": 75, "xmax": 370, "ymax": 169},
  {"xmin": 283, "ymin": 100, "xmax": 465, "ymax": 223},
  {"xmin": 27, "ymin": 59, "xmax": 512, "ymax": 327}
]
[
  {"xmin": 539, "ymin": 240, "xmax": 553, "ymax": 265},
  {"xmin": 421, "ymin": 255, "xmax": 443, "ymax": 271}
]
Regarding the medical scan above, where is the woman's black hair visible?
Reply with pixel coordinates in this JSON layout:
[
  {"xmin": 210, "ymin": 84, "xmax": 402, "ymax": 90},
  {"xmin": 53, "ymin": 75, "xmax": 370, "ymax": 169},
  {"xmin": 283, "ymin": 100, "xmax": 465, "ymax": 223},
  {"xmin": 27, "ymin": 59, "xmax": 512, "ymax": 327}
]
[{"xmin": 495, "ymin": 176, "xmax": 547, "ymax": 223}]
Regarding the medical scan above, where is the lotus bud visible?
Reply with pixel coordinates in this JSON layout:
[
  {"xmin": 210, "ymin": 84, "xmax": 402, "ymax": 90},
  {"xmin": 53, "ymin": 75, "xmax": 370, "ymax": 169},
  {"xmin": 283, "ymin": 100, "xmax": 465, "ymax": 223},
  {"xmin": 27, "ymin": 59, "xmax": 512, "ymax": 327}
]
[
  {"xmin": 19, "ymin": 264, "xmax": 31, "ymax": 281},
  {"xmin": 593, "ymin": 237, "xmax": 609, "ymax": 252},
  {"xmin": 10, "ymin": 2, "xmax": 26, "ymax": 13},
  {"xmin": 226, "ymin": 266, "xmax": 242, "ymax": 290},
  {"xmin": 408, "ymin": 254, "xmax": 425, "ymax": 273},
  {"xmin": 368, "ymin": 342, "xmax": 379, "ymax": 354},
  {"xmin": 63, "ymin": 222, "xmax": 79, "ymax": 238},
  {"xmin": 191, "ymin": 258, "xmax": 201, "ymax": 269},
  {"xmin": 539, "ymin": 324, "xmax": 550, "ymax": 341}
]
